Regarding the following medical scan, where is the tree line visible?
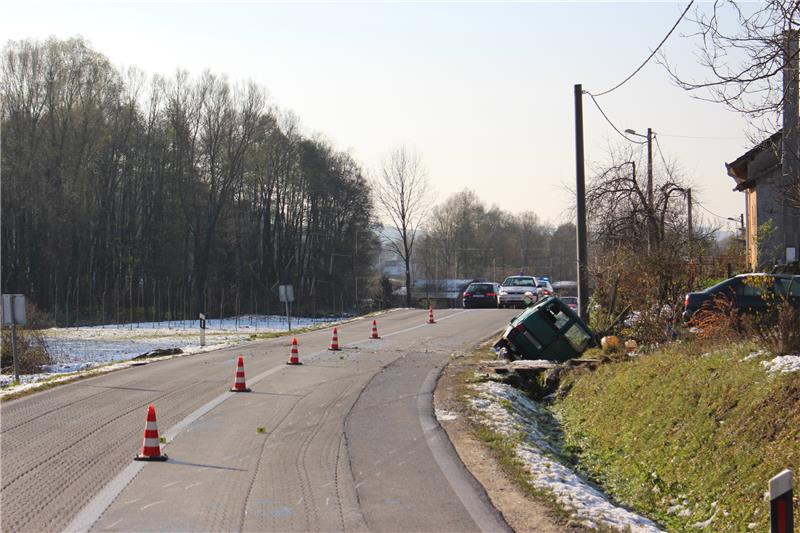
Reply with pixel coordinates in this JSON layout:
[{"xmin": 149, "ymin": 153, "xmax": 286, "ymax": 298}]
[
  {"xmin": 1, "ymin": 37, "xmax": 574, "ymax": 325},
  {"xmin": 417, "ymin": 189, "xmax": 577, "ymax": 283},
  {"xmin": 1, "ymin": 37, "xmax": 379, "ymax": 325}
]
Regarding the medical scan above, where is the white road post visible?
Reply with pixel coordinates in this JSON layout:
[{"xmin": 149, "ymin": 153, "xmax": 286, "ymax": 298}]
[
  {"xmin": 770, "ymin": 469, "xmax": 794, "ymax": 533},
  {"xmin": 199, "ymin": 313, "xmax": 206, "ymax": 347}
]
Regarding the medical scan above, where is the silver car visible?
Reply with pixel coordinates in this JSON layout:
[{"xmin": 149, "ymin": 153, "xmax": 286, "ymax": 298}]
[{"xmin": 497, "ymin": 276, "xmax": 540, "ymax": 308}]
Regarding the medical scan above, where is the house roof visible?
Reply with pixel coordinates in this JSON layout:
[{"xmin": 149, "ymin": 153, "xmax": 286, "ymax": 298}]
[{"xmin": 725, "ymin": 130, "xmax": 781, "ymax": 191}]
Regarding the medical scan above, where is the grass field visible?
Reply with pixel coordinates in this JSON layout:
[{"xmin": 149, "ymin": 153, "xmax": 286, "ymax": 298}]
[{"xmin": 555, "ymin": 341, "xmax": 799, "ymax": 532}]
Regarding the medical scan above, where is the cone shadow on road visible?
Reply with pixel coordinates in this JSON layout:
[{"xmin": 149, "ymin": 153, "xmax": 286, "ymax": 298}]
[
  {"xmin": 244, "ymin": 391, "xmax": 305, "ymax": 397},
  {"xmin": 85, "ymin": 384, "xmax": 162, "ymax": 392},
  {"xmin": 163, "ymin": 458, "xmax": 247, "ymax": 472}
]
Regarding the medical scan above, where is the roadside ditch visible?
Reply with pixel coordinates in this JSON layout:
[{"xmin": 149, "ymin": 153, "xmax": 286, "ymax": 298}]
[{"xmin": 434, "ymin": 345, "xmax": 664, "ymax": 532}]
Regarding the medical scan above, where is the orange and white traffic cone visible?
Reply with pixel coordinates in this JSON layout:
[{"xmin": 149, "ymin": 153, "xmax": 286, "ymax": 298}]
[
  {"xmin": 370, "ymin": 319, "xmax": 380, "ymax": 339},
  {"xmin": 328, "ymin": 327, "xmax": 341, "ymax": 351},
  {"xmin": 231, "ymin": 355, "xmax": 251, "ymax": 392},
  {"xmin": 287, "ymin": 337, "xmax": 302, "ymax": 365},
  {"xmin": 134, "ymin": 404, "xmax": 168, "ymax": 462},
  {"xmin": 428, "ymin": 307, "xmax": 436, "ymax": 324}
]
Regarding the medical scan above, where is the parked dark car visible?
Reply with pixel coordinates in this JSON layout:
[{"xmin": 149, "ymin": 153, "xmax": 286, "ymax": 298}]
[
  {"xmin": 683, "ymin": 273, "xmax": 800, "ymax": 322},
  {"xmin": 462, "ymin": 282, "xmax": 500, "ymax": 309},
  {"xmin": 560, "ymin": 296, "xmax": 579, "ymax": 311}
]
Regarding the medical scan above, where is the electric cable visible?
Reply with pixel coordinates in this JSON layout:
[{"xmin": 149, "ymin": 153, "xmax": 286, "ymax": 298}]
[
  {"xmin": 589, "ymin": 0, "xmax": 694, "ymax": 97},
  {"xmin": 587, "ymin": 93, "xmax": 647, "ymax": 144}
]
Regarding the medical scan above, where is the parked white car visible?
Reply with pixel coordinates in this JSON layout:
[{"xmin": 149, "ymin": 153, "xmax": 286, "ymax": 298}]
[
  {"xmin": 536, "ymin": 278, "xmax": 554, "ymax": 299},
  {"xmin": 497, "ymin": 276, "xmax": 539, "ymax": 308}
]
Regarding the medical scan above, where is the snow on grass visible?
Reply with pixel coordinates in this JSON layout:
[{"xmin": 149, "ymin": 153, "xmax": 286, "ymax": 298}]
[
  {"xmin": 469, "ymin": 380, "xmax": 663, "ymax": 532},
  {"xmin": 740, "ymin": 349, "xmax": 768, "ymax": 362},
  {"xmin": 41, "ymin": 314, "xmax": 339, "ymax": 365},
  {"xmin": 761, "ymin": 354, "xmax": 800, "ymax": 374},
  {"xmin": 1, "ymin": 314, "xmax": 345, "ymax": 396},
  {"xmin": 0, "ymin": 341, "xmax": 233, "ymax": 396},
  {"xmin": 435, "ymin": 409, "xmax": 458, "ymax": 421}
]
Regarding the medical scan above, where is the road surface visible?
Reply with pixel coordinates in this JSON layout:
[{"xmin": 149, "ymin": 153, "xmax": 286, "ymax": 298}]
[{"xmin": 1, "ymin": 308, "xmax": 518, "ymax": 532}]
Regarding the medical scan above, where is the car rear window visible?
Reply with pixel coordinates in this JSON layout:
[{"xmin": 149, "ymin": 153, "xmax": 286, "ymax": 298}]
[
  {"xmin": 502, "ymin": 277, "xmax": 536, "ymax": 287},
  {"xmin": 468, "ymin": 284, "xmax": 494, "ymax": 291}
]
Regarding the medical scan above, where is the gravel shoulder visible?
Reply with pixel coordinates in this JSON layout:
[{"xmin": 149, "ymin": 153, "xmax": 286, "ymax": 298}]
[{"xmin": 433, "ymin": 347, "xmax": 578, "ymax": 533}]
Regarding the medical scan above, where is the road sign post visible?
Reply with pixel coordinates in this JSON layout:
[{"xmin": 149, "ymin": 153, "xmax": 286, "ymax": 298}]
[
  {"xmin": 199, "ymin": 313, "xmax": 206, "ymax": 347},
  {"xmin": 771, "ymin": 469, "xmax": 794, "ymax": 533},
  {"xmin": 2, "ymin": 294, "xmax": 27, "ymax": 383},
  {"xmin": 279, "ymin": 285, "xmax": 294, "ymax": 331}
]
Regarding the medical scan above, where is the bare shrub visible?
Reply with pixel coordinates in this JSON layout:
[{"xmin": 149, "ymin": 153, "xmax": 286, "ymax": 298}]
[
  {"xmin": 1, "ymin": 303, "xmax": 54, "ymax": 376},
  {"xmin": 687, "ymin": 293, "xmax": 743, "ymax": 341},
  {"xmin": 742, "ymin": 302, "xmax": 800, "ymax": 355}
]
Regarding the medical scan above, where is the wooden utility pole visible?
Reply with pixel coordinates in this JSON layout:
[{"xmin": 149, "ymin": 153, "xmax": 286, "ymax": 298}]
[
  {"xmin": 574, "ymin": 84, "xmax": 589, "ymax": 322},
  {"xmin": 647, "ymin": 127, "xmax": 654, "ymax": 251},
  {"xmin": 687, "ymin": 187, "xmax": 693, "ymax": 250}
]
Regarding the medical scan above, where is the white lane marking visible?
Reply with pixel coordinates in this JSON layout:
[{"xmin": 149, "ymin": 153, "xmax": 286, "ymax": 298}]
[
  {"xmin": 326, "ymin": 497, "xmax": 330, "ymax": 506},
  {"xmin": 417, "ymin": 366, "xmax": 511, "ymax": 533},
  {"xmin": 139, "ymin": 500, "xmax": 165, "ymax": 511},
  {"xmin": 105, "ymin": 518, "xmax": 123, "ymax": 529},
  {"xmin": 161, "ymin": 481, "xmax": 180, "ymax": 488},
  {"xmin": 184, "ymin": 482, "xmax": 201, "ymax": 490},
  {"xmin": 66, "ymin": 309, "xmax": 469, "ymax": 532}
]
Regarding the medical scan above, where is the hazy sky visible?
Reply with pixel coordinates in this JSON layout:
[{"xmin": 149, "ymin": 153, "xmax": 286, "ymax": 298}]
[{"xmin": 2, "ymin": 1, "xmax": 757, "ymax": 232}]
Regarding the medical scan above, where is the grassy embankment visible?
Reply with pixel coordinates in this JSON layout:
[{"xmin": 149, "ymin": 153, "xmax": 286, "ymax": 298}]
[{"xmin": 555, "ymin": 341, "xmax": 799, "ymax": 531}]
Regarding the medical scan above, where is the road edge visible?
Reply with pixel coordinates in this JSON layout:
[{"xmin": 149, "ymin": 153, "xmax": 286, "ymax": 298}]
[
  {"xmin": 433, "ymin": 343, "xmax": 573, "ymax": 533},
  {"xmin": 418, "ymin": 364, "xmax": 513, "ymax": 533}
]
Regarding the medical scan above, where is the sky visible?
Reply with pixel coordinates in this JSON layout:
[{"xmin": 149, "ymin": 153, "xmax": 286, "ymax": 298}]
[{"xmin": 1, "ymin": 1, "xmax": 757, "ymax": 233}]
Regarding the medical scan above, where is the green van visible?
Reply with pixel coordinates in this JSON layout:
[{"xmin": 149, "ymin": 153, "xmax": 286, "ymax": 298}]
[{"xmin": 494, "ymin": 296, "xmax": 595, "ymax": 362}]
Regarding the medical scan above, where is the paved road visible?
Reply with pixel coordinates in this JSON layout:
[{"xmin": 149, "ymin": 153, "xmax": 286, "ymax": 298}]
[{"xmin": 1, "ymin": 308, "xmax": 518, "ymax": 532}]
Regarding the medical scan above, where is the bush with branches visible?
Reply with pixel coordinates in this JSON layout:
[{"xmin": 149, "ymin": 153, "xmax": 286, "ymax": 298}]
[{"xmin": 1, "ymin": 303, "xmax": 54, "ymax": 376}]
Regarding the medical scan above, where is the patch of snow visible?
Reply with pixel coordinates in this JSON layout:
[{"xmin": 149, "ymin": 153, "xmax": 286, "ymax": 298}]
[
  {"xmin": 761, "ymin": 355, "xmax": 800, "ymax": 374},
  {"xmin": 469, "ymin": 380, "xmax": 663, "ymax": 532},
  {"xmin": 435, "ymin": 409, "xmax": 458, "ymax": 421},
  {"xmin": 38, "ymin": 314, "xmax": 342, "ymax": 365},
  {"xmin": 690, "ymin": 509, "xmax": 718, "ymax": 529},
  {"xmin": 0, "ymin": 342, "xmax": 232, "ymax": 397},
  {"xmin": 741, "ymin": 350, "xmax": 768, "ymax": 362},
  {"xmin": 1, "ymin": 314, "xmax": 346, "ymax": 397}
]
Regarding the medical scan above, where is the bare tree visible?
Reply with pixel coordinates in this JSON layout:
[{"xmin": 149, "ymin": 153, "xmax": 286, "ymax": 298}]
[
  {"xmin": 663, "ymin": 1, "xmax": 799, "ymax": 122},
  {"xmin": 374, "ymin": 147, "xmax": 431, "ymax": 307},
  {"xmin": 662, "ymin": 1, "xmax": 800, "ymax": 205}
]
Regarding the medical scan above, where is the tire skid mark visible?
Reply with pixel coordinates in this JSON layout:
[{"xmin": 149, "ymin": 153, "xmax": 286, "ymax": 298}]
[
  {"xmin": 2, "ymin": 387, "xmax": 115, "ymax": 433},
  {"xmin": 1, "ymin": 379, "xmax": 204, "ymax": 493},
  {"xmin": 238, "ymin": 392, "xmax": 308, "ymax": 531},
  {"xmin": 1, "ymin": 383, "xmax": 212, "ymax": 531},
  {"xmin": 294, "ymin": 380, "xmax": 355, "ymax": 531}
]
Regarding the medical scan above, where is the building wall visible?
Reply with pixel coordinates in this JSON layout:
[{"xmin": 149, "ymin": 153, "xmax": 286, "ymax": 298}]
[
  {"xmin": 746, "ymin": 188, "xmax": 758, "ymax": 269},
  {"xmin": 753, "ymin": 163, "xmax": 800, "ymax": 268}
]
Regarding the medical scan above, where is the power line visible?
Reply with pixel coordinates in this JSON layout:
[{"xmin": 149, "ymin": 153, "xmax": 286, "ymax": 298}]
[
  {"xmin": 654, "ymin": 135, "xmax": 674, "ymax": 180},
  {"xmin": 655, "ymin": 135, "xmax": 737, "ymax": 221},
  {"xmin": 586, "ymin": 93, "xmax": 647, "ymax": 144},
  {"xmin": 589, "ymin": 0, "xmax": 694, "ymax": 97},
  {"xmin": 695, "ymin": 199, "xmax": 732, "ymax": 221},
  {"xmin": 658, "ymin": 133, "xmax": 744, "ymax": 140}
]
